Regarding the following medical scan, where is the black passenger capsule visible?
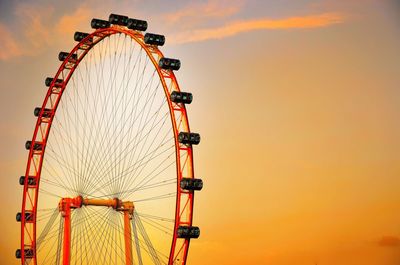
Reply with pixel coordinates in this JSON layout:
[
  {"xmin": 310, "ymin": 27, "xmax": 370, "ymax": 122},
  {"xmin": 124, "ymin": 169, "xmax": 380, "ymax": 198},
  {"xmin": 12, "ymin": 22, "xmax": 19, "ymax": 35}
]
[
  {"xmin": 178, "ymin": 132, "xmax": 200, "ymax": 145},
  {"xmin": 58, "ymin": 52, "xmax": 78, "ymax": 62},
  {"xmin": 180, "ymin": 178, "xmax": 203, "ymax": 191},
  {"xmin": 109, "ymin": 13, "xmax": 129, "ymax": 26},
  {"xmin": 74, "ymin": 31, "xmax": 92, "ymax": 42},
  {"xmin": 16, "ymin": 212, "xmax": 34, "ymax": 222},
  {"xmin": 159, "ymin": 57, "xmax": 181, "ymax": 71},
  {"xmin": 144, "ymin": 33, "xmax": 165, "ymax": 46},
  {"xmin": 127, "ymin": 18, "xmax": 148, "ymax": 31},
  {"xmin": 19, "ymin": 176, "xmax": 37, "ymax": 186},
  {"xmin": 45, "ymin": 77, "xmax": 63, "ymax": 87},
  {"xmin": 171, "ymin": 91, "xmax": 193, "ymax": 104},
  {"xmin": 16, "ymin": 249, "xmax": 34, "ymax": 259},
  {"xmin": 34, "ymin": 107, "xmax": 52, "ymax": 118},
  {"xmin": 91, "ymin": 18, "xmax": 111, "ymax": 29},
  {"xmin": 25, "ymin": 141, "xmax": 43, "ymax": 151},
  {"xmin": 177, "ymin": 226, "xmax": 200, "ymax": 239}
]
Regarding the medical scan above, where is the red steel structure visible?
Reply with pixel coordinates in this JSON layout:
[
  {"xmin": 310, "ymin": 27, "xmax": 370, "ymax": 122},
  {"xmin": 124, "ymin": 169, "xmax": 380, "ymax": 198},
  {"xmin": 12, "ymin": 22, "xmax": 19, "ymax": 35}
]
[{"xmin": 18, "ymin": 14, "xmax": 202, "ymax": 265}]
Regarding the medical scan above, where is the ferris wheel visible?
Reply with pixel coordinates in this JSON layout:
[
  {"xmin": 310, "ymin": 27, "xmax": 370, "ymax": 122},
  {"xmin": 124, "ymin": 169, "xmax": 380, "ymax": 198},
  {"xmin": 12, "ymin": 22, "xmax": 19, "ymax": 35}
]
[{"xmin": 17, "ymin": 13, "xmax": 203, "ymax": 265}]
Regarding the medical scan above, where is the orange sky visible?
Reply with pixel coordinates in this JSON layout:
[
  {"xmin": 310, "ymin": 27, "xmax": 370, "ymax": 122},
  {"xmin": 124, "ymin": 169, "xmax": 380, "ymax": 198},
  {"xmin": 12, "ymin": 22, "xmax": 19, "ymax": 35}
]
[{"xmin": 0, "ymin": 0, "xmax": 399, "ymax": 264}]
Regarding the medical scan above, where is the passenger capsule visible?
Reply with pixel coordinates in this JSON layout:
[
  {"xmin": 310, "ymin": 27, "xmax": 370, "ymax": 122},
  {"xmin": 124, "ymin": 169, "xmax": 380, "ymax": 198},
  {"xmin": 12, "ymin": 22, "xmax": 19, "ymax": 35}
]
[
  {"xmin": 127, "ymin": 18, "xmax": 148, "ymax": 31},
  {"xmin": 177, "ymin": 226, "xmax": 200, "ymax": 239},
  {"xmin": 144, "ymin": 33, "xmax": 165, "ymax": 46},
  {"xmin": 178, "ymin": 132, "xmax": 200, "ymax": 145},
  {"xmin": 34, "ymin": 107, "xmax": 52, "ymax": 118},
  {"xmin": 159, "ymin": 57, "xmax": 181, "ymax": 71},
  {"xmin": 16, "ymin": 211, "xmax": 34, "ymax": 222},
  {"xmin": 19, "ymin": 176, "xmax": 37, "ymax": 186},
  {"xmin": 180, "ymin": 178, "xmax": 203, "ymax": 191},
  {"xmin": 91, "ymin": 18, "xmax": 111, "ymax": 29},
  {"xmin": 25, "ymin": 141, "xmax": 43, "ymax": 151},
  {"xmin": 58, "ymin": 52, "xmax": 78, "ymax": 62},
  {"xmin": 109, "ymin": 13, "xmax": 129, "ymax": 26},
  {"xmin": 45, "ymin": 77, "xmax": 63, "ymax": 87},
  {"xmin": 16, "ymin": 248, "xmax": 34, "ymax": 259},
  {"xmin": 170, "ymin": 91, "xmax": 193, "ymax": 104},
  {"xmin": 74, "ymin": 31, "xmax": 92, "ymax": 42}
]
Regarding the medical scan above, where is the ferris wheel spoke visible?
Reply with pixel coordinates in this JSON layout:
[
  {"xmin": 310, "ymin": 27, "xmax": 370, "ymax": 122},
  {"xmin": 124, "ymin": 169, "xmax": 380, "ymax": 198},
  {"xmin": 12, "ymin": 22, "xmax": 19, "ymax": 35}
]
[
  {"xmin": 132, "ymin": 215, "xmax": 143, "ymax": 265},
  {"xmin": 37, "ymin": 208, "xmax": 100, "ymax": 256},
  {"xmin": 36, "ymin": 208, "xmax": 59, "ymax": 249},
  {"xmin": 106, "ymin": 118, "xmax": 173, "ymax": 197},
  {"xmin": 135, "ymin": 212, "xmax": 174, "ymax": 223},
  {"xmin": 134, "ymin": 192, "xmax": 175, "ymax": 203},
  {"xmin": 83, "ymin": 41, "xmax": 147, "ymax": 182},
  {"xmin": 85, "ymin": 123, "xmax": 173, "ymax": 196},
  {"xmin": 41, "ymin": 156, "xmax": 79, "ymax": 194},
  {"xmin": 100, "ymin": 147, "xmax": 175, "ymax": 199},
  {"xmin": 140, "ymin": 216, "xmax": 173, "ymax": 235},
  {"xmin": 82, "ymin": 57, "xmax": 156, "ymax": 194},
  {"xmin": 46, "ymin": 123, "xmax": 86, "ymax": 193},
  {"xmin": 119, "ymin": 106, "xmax": 172, "ymax": 193},
  {"xmin": 134, "ymin": 214, "xmax": 163, "ymax": 265},
  {"xmin": 125, "ymin": 152, "xmax": 179, "ymax": 198},
  {"xmin": 111, "ymin": 177, "xmax": 176, "ymax": 198},
  {"xmin": 117, "ymin": 123, "xmax": 174, "ymax": 190},
  {"xmin": 73, "ymin": 208, "xmax": 119, "ymax": 264}
]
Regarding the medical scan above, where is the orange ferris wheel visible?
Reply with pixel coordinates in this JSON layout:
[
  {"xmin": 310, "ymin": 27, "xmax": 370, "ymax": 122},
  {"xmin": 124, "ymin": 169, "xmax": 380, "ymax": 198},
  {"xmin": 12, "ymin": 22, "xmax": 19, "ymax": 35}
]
[{"xmin": 17, "ymin": 13, "xmax": 203, "ymax": 265}]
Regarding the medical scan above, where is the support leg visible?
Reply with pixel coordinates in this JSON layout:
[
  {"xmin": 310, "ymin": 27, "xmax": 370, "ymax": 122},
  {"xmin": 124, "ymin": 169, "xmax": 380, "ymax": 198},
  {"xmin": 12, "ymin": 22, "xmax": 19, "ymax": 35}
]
[
  {"xmin": 124, "ymin": 211, "xmax": 133, "ymax": 265},
  {"xmin": 62, "ymin": 203, "xmax": 71, "ymax": 265}
]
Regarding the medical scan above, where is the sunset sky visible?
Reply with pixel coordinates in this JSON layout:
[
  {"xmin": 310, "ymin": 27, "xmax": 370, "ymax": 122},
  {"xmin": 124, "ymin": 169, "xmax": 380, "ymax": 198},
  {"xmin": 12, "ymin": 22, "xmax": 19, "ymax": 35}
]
[{"xmin": 0, "ymin": 0, "xmax": 399, "ymax": 264}]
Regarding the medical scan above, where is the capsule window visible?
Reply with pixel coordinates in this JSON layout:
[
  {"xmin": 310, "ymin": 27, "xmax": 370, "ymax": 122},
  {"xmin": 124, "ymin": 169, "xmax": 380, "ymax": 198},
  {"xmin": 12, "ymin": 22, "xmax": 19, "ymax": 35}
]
[
  {"xmin": 58, "ymin": 52, "xmax": 78, "ymax": 62},
  {"xmin": 178, "ymin": 132, "xmax": 200, "ymax": 145},
  {"xmin": 19, "ymin": 176, "xmax": 37, "ymax": 186},
  {"xmin": 91, "ymin": 18, "xmax": 111, "ymax": 29},
  {"xmin": 159, "ymin": 57, "xmax": 181, "ymax": 71},
  {"xmin": 144, "ymin": 33, "xmax": 165, "ymax": 46},
  {"xmin": 180, "ymin": 178, "xmax": 203, "ymax": 191},
  {"xmin": 16, "ymin": 211, "xmax": 34, "ymax": 222},
  {"xmin": 16, "ymin": 249, "xmax": 34, "ymax": 259},
  {"xmin": 177, "ymin": 226, "xmax": 200, "ymax": 239},
  {"xmin": 171, "ymin": 91, "xmax": 193, "ymax": 104},
  {"xmin": 25, "ymin": 141, "xmax": 43, "ymax": 151},
  {"xmin": 109, "ymin": 13, "xmax": 129, "ymax": 26},
  {"xmin": 45, "ymin": 77, "xmax": 63, "ymax": 87},
  {"xmin": 74, "ymin": 32, "xmax": 92, "ymax": 42},
  {"xmin": 127, "ymin": 18, "xmax": 148, "ymax": 31},
  {"xmin": 34, "ymin": 107, "xmax": 52, "ymax": 118}
]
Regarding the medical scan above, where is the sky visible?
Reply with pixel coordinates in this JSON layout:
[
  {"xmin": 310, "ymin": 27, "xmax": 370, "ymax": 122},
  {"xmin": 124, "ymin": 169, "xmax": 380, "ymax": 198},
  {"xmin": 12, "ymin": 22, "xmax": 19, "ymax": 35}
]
[{"xmin": 0, "ymin": 0, "xmax": 399, "ymax": 264}]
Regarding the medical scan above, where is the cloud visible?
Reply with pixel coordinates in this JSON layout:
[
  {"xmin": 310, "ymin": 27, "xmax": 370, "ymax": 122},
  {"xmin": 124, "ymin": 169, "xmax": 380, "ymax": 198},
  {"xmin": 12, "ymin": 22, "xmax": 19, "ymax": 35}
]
[
  {"xmin": 165, "ymin": 0, "xmax": 243, "ymax": 25},
  {"xmin": 56, "ymin": 6, "xmax": 93, "ymax": 37},
  {"xmin": 0, "ymin": 2, "xmax": 91, "ymax": 61},
  {"xmin": 0, "ymin": 2, "xmax": 345, "ymax": 59},
  {"xmin": 377, "ymin": 236, "xmax": 400, "ymax": 247},
  {"xmin": 15, "ymin": 3, "xmax": 54, "ymax": 49},
  {"xmin": 169, "ymin": 12, "xmax": 344, "ymax": 44},
  {"xmin": 0, "ymin": 23, "xmax": 22, "ymax": 60}
]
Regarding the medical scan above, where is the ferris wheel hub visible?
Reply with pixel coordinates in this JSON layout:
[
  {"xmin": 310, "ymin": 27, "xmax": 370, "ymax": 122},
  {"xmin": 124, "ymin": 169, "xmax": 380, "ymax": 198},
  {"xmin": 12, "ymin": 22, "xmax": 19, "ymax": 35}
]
[{"xmin": 58, "ymin": 196, "xmax": 135, "ymax": 215}]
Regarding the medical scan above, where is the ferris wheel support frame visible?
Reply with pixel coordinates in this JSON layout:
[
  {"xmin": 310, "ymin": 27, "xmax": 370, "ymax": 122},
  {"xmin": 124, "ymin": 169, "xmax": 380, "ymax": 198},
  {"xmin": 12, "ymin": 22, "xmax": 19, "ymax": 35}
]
[{"xmin": 19, "ymin": 24, "xmax": 198, "ymax": 265}]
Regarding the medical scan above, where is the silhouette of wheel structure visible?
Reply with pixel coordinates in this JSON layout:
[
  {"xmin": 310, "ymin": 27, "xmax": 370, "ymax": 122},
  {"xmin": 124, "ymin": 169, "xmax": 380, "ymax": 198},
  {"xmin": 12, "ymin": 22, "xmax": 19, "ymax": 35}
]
[{"xmin": 17, "ymin": 13, "xmax": 203, "ymax": 265}]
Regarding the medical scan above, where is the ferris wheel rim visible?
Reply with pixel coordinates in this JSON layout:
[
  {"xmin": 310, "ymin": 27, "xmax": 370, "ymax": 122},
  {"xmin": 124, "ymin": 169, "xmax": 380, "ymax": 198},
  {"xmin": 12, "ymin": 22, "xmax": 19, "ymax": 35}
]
[{"xmin": 19, "ymin": 23, "xmax": 197, "ymax": 265}]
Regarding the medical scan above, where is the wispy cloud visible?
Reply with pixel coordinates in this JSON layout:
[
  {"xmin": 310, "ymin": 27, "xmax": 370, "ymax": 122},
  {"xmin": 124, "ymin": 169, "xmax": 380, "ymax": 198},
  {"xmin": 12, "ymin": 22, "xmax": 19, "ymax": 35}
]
[
  {"xmin": 0, "ymin": 3, "xmax": 55, "ymax": 60},
  {"xmin": 15, "ymin": 3, "xmax": 54, "ymax": 50},
  {"xmin": 169, "ymin": 12, "xmax": 344, "ymax": 44},
  {"xmin": 377, "ymin": 236, "xmax": 400, "ymax": 247},
  {"xmin": 0, "ymin": 1, "xmax": 346, "ymax": 60},
  {"xmin": 165, "ymin": 0, "xmax": 243, "ymax": 25},
  {"xmin": 0, "ymin": 23, "xmax": 22, "ymax": 60},
  {"xmin": 56, "ymin": 6, "xmax": 93, "ymax": 37}
]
